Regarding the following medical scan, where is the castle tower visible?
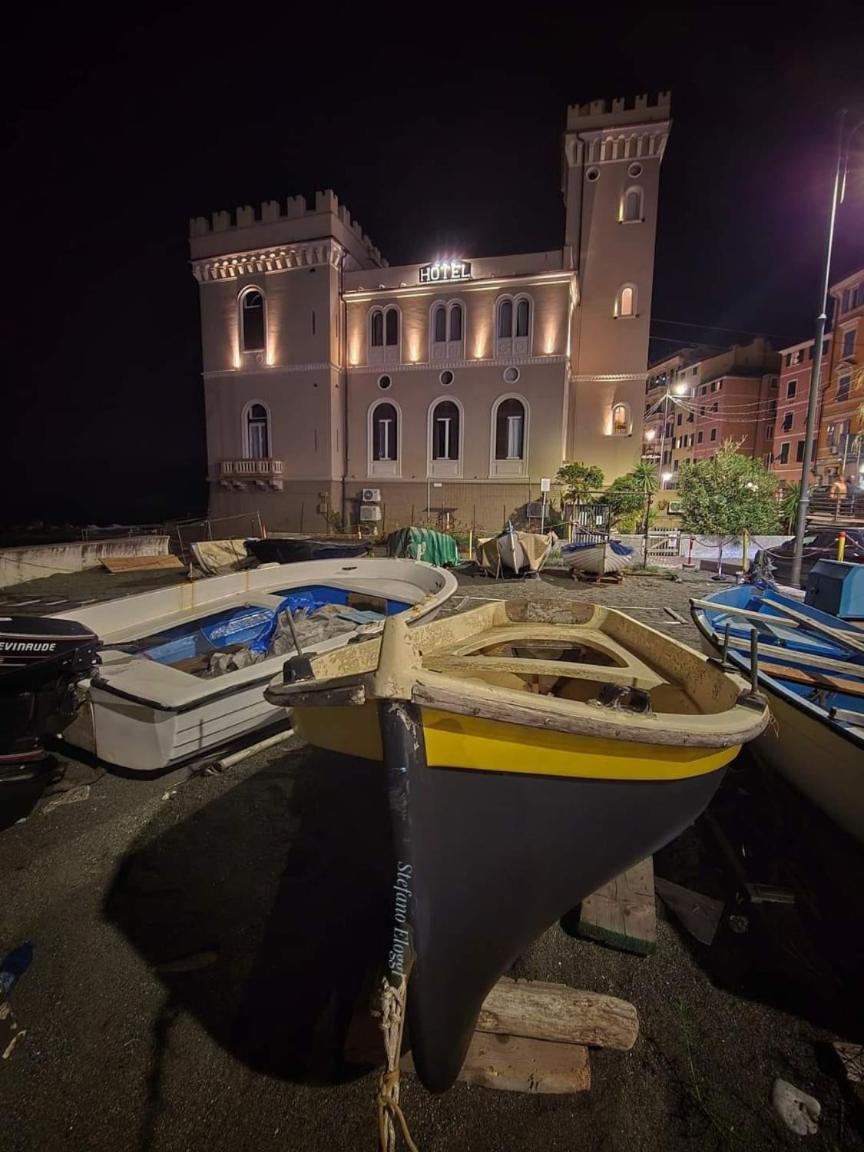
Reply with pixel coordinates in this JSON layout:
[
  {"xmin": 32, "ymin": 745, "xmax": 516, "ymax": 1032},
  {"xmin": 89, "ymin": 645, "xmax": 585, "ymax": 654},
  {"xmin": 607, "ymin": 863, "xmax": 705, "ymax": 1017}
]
[{"xmin": 563, "ymin": 93, "xmax": 672, "ymax": 478}]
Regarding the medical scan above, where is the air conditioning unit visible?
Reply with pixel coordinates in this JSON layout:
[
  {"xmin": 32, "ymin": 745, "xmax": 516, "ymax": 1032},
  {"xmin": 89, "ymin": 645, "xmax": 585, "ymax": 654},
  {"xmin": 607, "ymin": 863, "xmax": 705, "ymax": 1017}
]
[
  {"xmin": 361, "ymin": 488, "xmax": 381, "ymax": 503},
  {"xmin": 360, "ymin": 504, "xmax": 382, "ymax": 522}
]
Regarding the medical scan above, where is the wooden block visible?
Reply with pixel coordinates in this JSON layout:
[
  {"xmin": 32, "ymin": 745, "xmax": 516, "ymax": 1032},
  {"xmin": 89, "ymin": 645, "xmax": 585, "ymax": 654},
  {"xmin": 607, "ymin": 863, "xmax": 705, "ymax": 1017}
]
[
  {"xmin": 458, "ymin": 1032, "xmax": 590, "ymax": 1093},
  {"xmin": 654, "ymin": 876, "xmax": 725, "ymax": 946},
  {"xmin": 101, "ymin": 554, "xmax": 185, "ymax": 573},
  {"xmin": 834, "ymin": 1042, "xmax": 864, "ymax": 1084},
  {"xmin": 477, "ymin": 977, "xmax": 638, "ymax": 1051},
  {"xmin": 577, "ymin": 857, "xmax": 657, "ymax": 956}
]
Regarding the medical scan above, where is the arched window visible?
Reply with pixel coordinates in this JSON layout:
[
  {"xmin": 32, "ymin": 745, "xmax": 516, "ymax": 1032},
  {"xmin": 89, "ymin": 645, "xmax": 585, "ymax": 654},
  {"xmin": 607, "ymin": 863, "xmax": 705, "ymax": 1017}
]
[
  {"xmin": 615, "ymin": 284, "xmax": 637, "ymax": 318},
  {"xmin": 495, "ymin": 398, "xmax": 525, "ymax": 459},
  {"xmin": 449, "ymin": 302, "xmax": 463, "ymax": 342},
  {"xmin": 433, "ymin": 303, "xmax": 447, "ymax": 344},
  {"xmin": 244, "ymin": 401, "xmax": 270, "ymax": 459},
  {"xmin": 611, "ymin": 403, "xmax": 631, "ymax": 435},
  {"xmin": 432, "ymin": 400, "xmax": 460, "ymax": 460},
  {"xmin": 372, "ymin": 402, "xmax": 398, "ymax": 461},
  {"xmin": 621, "ymin": 186, "xmax": 643, "ymax": 223},
  {"xmin": 369, "ymin": 305, "xmax": 400, "ymax": 364},
  {"xmin": 240, "ymin": 288, "xmax": 266, "ymax": 352},
  {"xmin": 495, "ymin": 295, "xmax": 532, "ymax": 354}
]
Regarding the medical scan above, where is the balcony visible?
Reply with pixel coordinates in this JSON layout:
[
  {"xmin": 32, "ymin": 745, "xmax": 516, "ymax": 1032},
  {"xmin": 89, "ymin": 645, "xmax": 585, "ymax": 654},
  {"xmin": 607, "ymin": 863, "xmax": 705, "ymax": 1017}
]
[{"xmin": 218, "ymin": 459, "xmax": 284, "ymax": 491}]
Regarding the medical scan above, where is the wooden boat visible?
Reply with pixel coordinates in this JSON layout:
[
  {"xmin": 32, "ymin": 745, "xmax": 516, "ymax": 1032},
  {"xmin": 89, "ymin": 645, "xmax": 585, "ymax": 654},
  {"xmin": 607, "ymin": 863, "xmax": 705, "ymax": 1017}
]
[
  {"xmin": 690, "ymin": 582, "xmax": 864, "ymax": 844},
  {"xmin": 265, "ymin": 599, "xmax": 768, "ymax": 1092},
  {"xmin": 52, "ymin": 559, "xmax": 457, "ymax": 773},
  {"xmin": 561, "ymin": 536, "xmax": 635, "ymax": 576},
  {"xmin": 475, "ymin": 528, "xmax": 556, "ymax": 576},
  {"xmin": 244, "ymin": 538, "xmax": 371, "ymax": 564}
]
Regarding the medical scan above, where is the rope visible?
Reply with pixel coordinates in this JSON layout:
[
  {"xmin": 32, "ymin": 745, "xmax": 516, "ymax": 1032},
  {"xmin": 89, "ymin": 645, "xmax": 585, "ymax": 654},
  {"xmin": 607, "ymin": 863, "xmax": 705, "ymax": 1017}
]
[{"xmin": 375, "ymin": 974, "xmax": 420, "ymax": 1152}]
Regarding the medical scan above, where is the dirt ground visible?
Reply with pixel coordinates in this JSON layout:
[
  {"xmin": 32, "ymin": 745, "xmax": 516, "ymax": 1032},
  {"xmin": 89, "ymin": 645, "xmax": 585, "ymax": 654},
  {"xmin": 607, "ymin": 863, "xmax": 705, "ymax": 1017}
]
[{"xmin": 2, "ymin": 567, "xmax": 863, "ymax": 1152}]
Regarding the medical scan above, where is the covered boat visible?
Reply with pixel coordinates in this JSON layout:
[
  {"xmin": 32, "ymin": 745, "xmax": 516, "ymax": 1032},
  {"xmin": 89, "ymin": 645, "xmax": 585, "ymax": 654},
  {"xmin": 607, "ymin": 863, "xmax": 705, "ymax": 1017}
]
[
  {"xmin": 266, "ymin": 599, "xmax": 768, "ymax": 1092},
  {"xmin": 244, "ymin": 538, "xmax": 371, "ymax": 564},
  {"xmin": 53, "ymin": 559, "xmax": 457, "ymax": 773},
  {"xmin": 0, "ymin": 617, "xmax": 100, "ymax": 777},
  {"xmin": 691, "ymin": 582, "xmax": 864, "ymax": 844},
  {"xmin": 475, "ymin": 527, "xmax": 556, "ymax": 576}
]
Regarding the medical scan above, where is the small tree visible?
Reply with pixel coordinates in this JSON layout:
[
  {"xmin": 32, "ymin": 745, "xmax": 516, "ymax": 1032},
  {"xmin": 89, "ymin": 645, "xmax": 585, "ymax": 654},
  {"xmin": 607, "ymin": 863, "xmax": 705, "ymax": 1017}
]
[
  {"xmin": 605, "ymin": 464, "xmax": 659, "ymax": 533},
  {"xmin": 677, "ymin": 441, "xmax": 780, "ymax": 575},
  {"xmin": 778, "ymin": 482, "xmax": 800, "ymax": 534},
  {"xmin": 556, "ymin": 461, "xmax": 605, "ymax": 505}
]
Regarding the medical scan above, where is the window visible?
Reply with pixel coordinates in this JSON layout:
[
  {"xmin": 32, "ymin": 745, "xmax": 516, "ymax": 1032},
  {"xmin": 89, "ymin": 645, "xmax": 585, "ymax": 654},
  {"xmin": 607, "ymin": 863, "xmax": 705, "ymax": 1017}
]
[
  {"xmin": 240, "ymin": 288, "xmax": 266, "ymax": 353},
  {"xmin": 244, "ymin": 402, "xmax": 270, "ymax": 459},
  {"xmin": 837, "ymin": 374, "xmax": 851, "ymax": 401},
  {"xmin": 665, "ymin": 422, "xmax": 673, "ymax": 438},
  {"xmin": 710, "ymin": 428, "xmax": 717, "ymax": 441},
  {"xmin": 449, "ymin": 302, "xmax": 463, "ymax": 342},
  {"xmin": 432, "ymin": 303, "xmax": 447, "ymax": 344},
  {"xmin": 369, "ymin": 306, "xmax": 400, "ymax": 364},
  {"xmin": 842, "ymin": 289, "xmax": 851, "ymax": 313},
  {"xmin": 765, "ymin": 424, "xmax": 774, "ymax": 439},
  {"xmin": 495, "ymin": 295, "xmax": 531, "ymax": 354},
  {"xmin": 676, "ymin": 413, "xmax": 682, "ymax": 426},
  {"xmin": 770, "ymin": 398, "xmax": 777, "ymax": 415},
  {"xmin": 494, "ymin": 397, "xmax": 527, "ymax": 461},
  {"xmin": 778, "ymin": 442, "xmax": 790, "ymax": 465},
  {"xmin": 791, "ymin": 349, "xmax": 803, "ymax": 365},
  {"xmin": 615, "ymin": 284, "xmax": 636, "ymax": 318},
  {"xmin": 842, "ymin": 329, "xmax": 855, "ymax": 359},
  {"xmin": 826, "ymin": 423, "xmax": 836, "ymax": 449},
  {"xmin": 431, "ymin": 301, "xmax": 464, "ymax": 358},
  {"xmin": 697, "ymin": 431, "xmax": 704, "ymax": 444},
  {"xmin": 710, "ymin": 381, "xmax": 717, "ymax": 393},
  {"xmin": 611, "ymin": 403, "xmax": 630, "ymax": 435},
  {"xmin": 787, "ymin": 379, "xmax": 797, "ymax": 399},
  {"xmin": 711, "ymin": 402, "xmax": 719, "ymax": 413},
  {"xmin": 621, "ymin": 186, "xmax": 643, "ymax": 222},
  {"xmin": 782, "ymin": 411, "xmax": 793, "ymax": 432},
  {"xmin": 368, "ymin": 400, "xmax": 401, "ymax": 477},
  {"xmin": 796, "ymin": 440, "xmax": 805, "ymax": 463},
  {"xmin": 430, "ymin": 400, "xmax": 461, "ymax": 470}
]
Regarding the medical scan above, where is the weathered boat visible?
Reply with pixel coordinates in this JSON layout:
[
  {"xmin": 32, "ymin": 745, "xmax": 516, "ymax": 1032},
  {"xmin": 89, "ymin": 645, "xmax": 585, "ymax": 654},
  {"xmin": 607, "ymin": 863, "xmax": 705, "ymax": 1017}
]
[
  {"xmin": 53, "ymin": 559, "xmax": 457, "ymax": 773},
  {"xmin": 244, "ymin": 538, "xmax": 371, "ymax": 565},
  {"xmin": 475, "ymin": 528, "xmax": 556, "ymax": 576},
  {"xmin": 0, "ymin": 617, "xmax": 100, "ymax": 778},
  {"xmin": 561, "ymin": 536, "xmax": 635, "ymax": 576},
  {"xmin": 265, "ymin": 598, "xmax": 768, "ymax": 1091},
  {"xmin": 691, "ymin": 582, "xmax": 864, "ymax": 844}
]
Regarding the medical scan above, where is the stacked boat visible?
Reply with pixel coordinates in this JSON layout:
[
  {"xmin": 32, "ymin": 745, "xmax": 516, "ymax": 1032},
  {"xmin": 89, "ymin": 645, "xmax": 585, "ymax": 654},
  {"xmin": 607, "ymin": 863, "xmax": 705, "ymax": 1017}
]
[{"xmin": 266, "ymin": 597, "xmax": 769, "ymax": 1092}]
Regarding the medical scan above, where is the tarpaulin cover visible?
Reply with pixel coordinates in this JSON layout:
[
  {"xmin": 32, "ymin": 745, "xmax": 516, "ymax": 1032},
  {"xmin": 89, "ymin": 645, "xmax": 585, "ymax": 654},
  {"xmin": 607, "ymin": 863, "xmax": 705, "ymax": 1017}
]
[{"xmin": 386, "ymin": 527, "xmax": 459, "ymax": 567}]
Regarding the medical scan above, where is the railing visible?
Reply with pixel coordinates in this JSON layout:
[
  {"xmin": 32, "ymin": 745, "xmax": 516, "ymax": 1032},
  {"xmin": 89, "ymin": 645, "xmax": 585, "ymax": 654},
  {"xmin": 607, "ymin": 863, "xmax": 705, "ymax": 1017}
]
[{"xmin": 219, "ymin": 459, "xmax": 283, "ymax": 478}]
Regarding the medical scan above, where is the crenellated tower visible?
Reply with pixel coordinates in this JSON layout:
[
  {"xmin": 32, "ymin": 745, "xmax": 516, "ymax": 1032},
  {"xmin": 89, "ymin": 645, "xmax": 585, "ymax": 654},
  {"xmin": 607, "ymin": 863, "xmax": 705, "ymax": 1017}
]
[{"xmin": 563, "ymin": 93, "xmax": 672, "ymax": 476}]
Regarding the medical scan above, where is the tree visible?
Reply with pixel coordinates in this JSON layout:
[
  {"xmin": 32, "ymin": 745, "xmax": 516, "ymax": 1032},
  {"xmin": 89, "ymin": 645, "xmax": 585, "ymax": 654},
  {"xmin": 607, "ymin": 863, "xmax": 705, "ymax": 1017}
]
[
  {"xmin": 778, "ymin": 482, "xmax": 800, "ymax": 534},
  {"xmin": 556, "ymin": 461, "xmax": 604, "ymax": 505},
  {"xmin": 677, "ymin": 441, "xmax": 780, "ymax": 573},
  {"xmin": 605, "ymin": 463, "xmax": 659, "ymax": 532}
]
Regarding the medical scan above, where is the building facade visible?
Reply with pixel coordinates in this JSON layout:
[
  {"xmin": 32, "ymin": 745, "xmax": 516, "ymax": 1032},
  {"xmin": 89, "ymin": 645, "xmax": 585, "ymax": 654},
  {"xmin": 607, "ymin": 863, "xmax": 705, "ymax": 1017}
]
[
  {"xmin": 816, "ymin": 268, "xmax": 863, "ymax": 485},
  {"xmin": 769, "ymin": 336, "xmax": 830, "ymax": 486},
  {"xmin": 190, "ymin": 94, "xmax": 672, "ymax": 534}
]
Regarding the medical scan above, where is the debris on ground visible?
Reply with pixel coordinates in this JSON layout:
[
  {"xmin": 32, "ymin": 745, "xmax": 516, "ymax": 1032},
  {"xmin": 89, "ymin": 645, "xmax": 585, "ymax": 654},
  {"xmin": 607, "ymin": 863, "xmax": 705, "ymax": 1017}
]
[
  {"xmin": 654, "ymin": 877, "xmax": 724, "ymax": 946},
  {"xmin": 0, "ymin": 998, "xmax": 26, "ymax": 1060},
  {"xmin": 41, "ymin": 784, "xmax": 90, "ymax": 814},
  {"xmin": 771, "ymin": 1078, "xmax": 821, "ymax": 1135},
  {"xmin": 0, "ymin": 941, "xmax": 33, "ymax": 996}
]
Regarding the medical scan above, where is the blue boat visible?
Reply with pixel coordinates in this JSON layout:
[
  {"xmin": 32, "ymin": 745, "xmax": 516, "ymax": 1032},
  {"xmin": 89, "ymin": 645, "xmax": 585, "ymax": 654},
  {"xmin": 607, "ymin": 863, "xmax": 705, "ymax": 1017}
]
[{"xmin": 690, "ymin": 581, "xmax": 864, "ymax": 844}]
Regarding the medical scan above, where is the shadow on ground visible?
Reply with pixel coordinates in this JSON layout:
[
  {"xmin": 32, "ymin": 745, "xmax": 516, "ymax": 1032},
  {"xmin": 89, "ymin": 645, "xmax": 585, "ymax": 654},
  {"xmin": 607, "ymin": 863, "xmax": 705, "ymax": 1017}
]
[
  {"xmin": 655, "ymin": 752, "xmax": 864, "ymax": 1041},
  {"xmin": 104, "ymin": 745, "xmax": 393, "ymax": 1085}
]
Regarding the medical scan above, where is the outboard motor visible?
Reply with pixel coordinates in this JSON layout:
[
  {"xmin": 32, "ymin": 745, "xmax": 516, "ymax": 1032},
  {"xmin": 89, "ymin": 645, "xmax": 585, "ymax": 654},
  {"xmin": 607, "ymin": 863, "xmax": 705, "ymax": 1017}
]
[{"xmin": 0, "ymin": 617, "xmax": 100, "ymax": 777}]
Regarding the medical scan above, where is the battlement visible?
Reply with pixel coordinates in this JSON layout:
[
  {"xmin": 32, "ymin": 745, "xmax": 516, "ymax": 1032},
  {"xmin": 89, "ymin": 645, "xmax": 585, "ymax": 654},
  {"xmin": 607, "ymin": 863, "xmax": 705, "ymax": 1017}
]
[
  {"xmin": 189, "ymin": 190, "xmax": 385, "ymax": 267},
  {"xmin": 566, "ymin": 92, "xmax": 671, "ymax": 130}
]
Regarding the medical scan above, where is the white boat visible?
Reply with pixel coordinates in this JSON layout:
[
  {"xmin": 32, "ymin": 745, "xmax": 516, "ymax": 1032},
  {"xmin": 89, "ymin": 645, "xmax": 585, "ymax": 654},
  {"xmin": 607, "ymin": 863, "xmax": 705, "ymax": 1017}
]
[
  {"xmin": 53, "ymin": 559, "xmax": 457, "ymax": 773},
  {"xmin": 560, "ymin": 537, "xmax": 635, "ymax": 576}
]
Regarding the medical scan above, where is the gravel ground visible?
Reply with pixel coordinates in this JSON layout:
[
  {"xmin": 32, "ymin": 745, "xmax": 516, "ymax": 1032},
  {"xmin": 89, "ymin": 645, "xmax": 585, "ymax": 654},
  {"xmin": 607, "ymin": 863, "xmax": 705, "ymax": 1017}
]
[{"xmin": 2, "ymin": 567, "xmax": 863, "ymax": 1152}]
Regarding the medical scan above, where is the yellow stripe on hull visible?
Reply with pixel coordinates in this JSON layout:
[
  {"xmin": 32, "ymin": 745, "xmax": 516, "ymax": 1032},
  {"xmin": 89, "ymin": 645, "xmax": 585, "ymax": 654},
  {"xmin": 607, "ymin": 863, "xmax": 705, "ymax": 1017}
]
[{"xmin": 293, "ymin": 702, "xmax": 738, "ymax": 782}]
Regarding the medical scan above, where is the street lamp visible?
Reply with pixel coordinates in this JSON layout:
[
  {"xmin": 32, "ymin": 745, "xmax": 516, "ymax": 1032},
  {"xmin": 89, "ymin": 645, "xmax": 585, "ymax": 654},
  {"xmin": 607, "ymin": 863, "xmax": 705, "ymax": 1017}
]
[{"xmin": 791, "ymin": 110, "xmax": 864, "ymax": 587}]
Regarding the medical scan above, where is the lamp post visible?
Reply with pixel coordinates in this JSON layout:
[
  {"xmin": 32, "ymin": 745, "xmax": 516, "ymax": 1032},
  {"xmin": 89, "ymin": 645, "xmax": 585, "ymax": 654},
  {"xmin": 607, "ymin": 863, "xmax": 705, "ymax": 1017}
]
[{"xmin": 791, "ymin": 111, "xmax": 864, "ymax": 587}]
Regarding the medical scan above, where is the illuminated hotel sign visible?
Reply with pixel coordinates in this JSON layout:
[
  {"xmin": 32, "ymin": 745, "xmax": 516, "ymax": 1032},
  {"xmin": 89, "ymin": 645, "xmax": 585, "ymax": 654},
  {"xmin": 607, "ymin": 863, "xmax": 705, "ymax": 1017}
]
[{"xmin": 419, "ymin": 260, "xmax": 472, "ymax": 284}]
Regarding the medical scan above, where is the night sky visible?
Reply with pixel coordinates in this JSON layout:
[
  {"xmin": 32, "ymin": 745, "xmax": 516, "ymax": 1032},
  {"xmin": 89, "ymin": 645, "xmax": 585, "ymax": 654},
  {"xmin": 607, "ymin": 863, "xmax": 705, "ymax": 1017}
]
[{"xmin": 4, "ymin": 4, "xmax": 863, "ymax": 528}]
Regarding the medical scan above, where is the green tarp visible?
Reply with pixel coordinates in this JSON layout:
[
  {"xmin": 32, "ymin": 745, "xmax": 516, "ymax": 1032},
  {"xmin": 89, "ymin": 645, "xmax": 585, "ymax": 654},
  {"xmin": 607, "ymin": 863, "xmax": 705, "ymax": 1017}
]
[{"xmin": 386, "ymin": 527, "xmax": 459, "ymax": 567}]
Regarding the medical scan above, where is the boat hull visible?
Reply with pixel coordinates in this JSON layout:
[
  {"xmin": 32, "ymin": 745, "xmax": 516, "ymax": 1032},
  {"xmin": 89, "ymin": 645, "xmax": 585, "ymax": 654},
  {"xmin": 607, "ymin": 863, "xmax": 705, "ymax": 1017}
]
[
  {"xmin": 245, "ymin": 539, "xmax": 370, "ymax": 564},
  {"xmin": 378, "ymin": 700, "xmax": 728, "ymax": 1092}
]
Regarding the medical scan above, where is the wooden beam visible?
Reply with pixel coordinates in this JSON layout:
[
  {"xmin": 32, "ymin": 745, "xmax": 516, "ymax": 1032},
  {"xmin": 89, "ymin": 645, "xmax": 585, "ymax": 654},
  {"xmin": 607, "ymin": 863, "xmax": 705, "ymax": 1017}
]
[
  {"xmin": 457, "ymin": 1032, "xmax": 590, "ymax": 1093},
  {"xmin": 691, "ymin": 597, "xmax": 864, "ymax": 658},
  {"xmin": 477, "ymin": 977, "xmax": 638, "ymax": 1051},
  {"xmin": 718, "ymin": 637, "xmax": 864, "ymax": 679},
  {"xmin": 757, "ymin": 659, "xmax": 864, "ymax": 700},
  {"xmin": 576, "ymin": 857, "xmax": 656, "ymax": 956}
]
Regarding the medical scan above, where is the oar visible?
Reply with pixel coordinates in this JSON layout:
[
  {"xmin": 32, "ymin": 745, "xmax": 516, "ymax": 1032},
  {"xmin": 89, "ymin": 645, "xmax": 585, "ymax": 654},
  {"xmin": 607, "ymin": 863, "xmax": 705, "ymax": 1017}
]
[{"xmin": 690, "ymin": 597, "xmax": 864, "ymax": 659}]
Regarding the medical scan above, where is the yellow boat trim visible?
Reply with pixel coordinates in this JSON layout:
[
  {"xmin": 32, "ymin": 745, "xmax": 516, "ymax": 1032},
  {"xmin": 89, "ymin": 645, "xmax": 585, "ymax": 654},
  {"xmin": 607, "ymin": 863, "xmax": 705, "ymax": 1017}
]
[{"xmin": 293, "ymin": 703, "xmax": 738, "ymax": 782}]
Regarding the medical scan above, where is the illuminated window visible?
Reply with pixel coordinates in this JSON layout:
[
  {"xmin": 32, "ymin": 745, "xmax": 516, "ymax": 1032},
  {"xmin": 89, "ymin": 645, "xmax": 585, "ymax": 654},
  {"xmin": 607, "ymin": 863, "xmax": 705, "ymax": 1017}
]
[
  {"xmin": 240, "ymin": 288, "xmax": 265, "ymax": 352},
  {"xmin": 385, "ymin": 308, "xmax": 399, "ymax": 346},
  {"xmin": 431, "ymin": 400, "xmax": 460, "ymax": 461},
  {"xmin": 449, "ymin": 302, "xmax": 463, "ymax": 342},
  {"xmin": 612, "ymin": 403, "xmax": 630, "ymax": 435},
  {"xmin": 621, "ymin": 186, "xmax": 643, "ymax": 222},
  {"xmin": 432, "ymin": 303, "xmax": 447, "ymax": 344},
  {"xmin": 369, "ymin": 306, "xmax": 400, "ymax": 364},
  {"xmin": 494, "ymin": 397, "xmax": 526, "ymax": 460},
  {"xmin": 244, "ymin": 401, "xmax": 270, "ymax": 459},
  {"xmin": 370, "ymin": 310, "xmax": 384, "ymax": 347},
  {"xmin": 372, "ymin": 402, "xmax": 398, "ymax": 461},
  {"xmin": 615, "ymin": 284, "xmax": 637, "ymax": 318},
  {"xmin": 431, "ymin": 301, "xmax": 464, "ymax": 359},
  {"xmin": 495, "ymin": 295, "xmax": 532, "ymax": 354}
]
